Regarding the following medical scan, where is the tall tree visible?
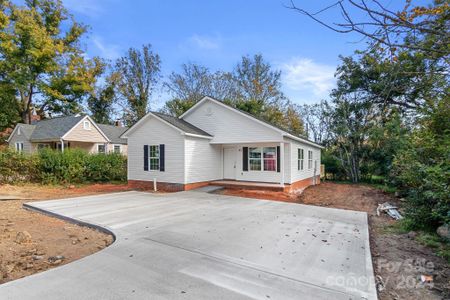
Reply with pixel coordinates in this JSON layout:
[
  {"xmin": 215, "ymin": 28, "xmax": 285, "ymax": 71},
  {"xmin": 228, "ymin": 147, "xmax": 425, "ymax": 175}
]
[
  {"xmin": 0, "ymin": 0, "xmax": 103, "ymax": 123},
  {"xmin": 299, "ymin": 101, "xmax": 331, "ymax": 144},
  {"xmin": 114, "ymin": 44, "xmax": 161, "ymax": 124},
  {"xmin": 87, "ymin": 74, "xmax": 117, "ymax": 124},
  {"xmin": 233, "ymin": 54, "xmax": 285, "ymax": 109},
  {"xmin": 163, "ymin": 63, "xmax": 236, "ymax": 116},
  {"xmin": 287, "ymin": 0, "xmax": 449, "ymax": 63}
]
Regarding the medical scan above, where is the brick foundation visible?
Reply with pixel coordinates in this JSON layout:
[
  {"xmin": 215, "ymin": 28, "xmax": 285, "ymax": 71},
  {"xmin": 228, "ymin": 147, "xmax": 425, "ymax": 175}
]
[
  {"xmin": 128, "ymin": 180, "xmax": 210, "ymax": 192},
  {"xmin": 128, "ymin": 176, "xmax": 320, "ymax": 193},
  {"xmin": 283, "ymin": 175, "xmax": 321, "ymax": 193}
]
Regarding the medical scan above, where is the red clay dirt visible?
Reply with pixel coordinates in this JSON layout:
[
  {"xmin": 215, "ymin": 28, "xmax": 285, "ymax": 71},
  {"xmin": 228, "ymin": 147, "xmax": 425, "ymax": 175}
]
[{"xmin": 0, "ymin": 183, "xmax": 133, "ymax": 284}]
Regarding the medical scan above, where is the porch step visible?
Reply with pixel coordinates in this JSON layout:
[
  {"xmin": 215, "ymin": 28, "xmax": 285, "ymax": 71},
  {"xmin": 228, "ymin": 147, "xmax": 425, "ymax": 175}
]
[{"xmin": 210, "ymin": 181, "xmax": 286, "ymax": 192}]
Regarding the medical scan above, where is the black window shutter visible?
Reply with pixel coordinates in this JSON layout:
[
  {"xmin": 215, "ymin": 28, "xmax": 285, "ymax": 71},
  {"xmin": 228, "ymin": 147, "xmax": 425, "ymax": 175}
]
[
  {"xmin": 277, "ymin": 146, "xmax": 281, "ymax": 173},
  {"xmin": 159, "ymin": 144, "xmax": 165, "ymax": 172},
  {"xmin": 243, "ymin": 147, "xmax": 248, "ymax": 171},
  {"xmin": 144, "ymin": 145, "xmax": 149, "ymax": 171}
]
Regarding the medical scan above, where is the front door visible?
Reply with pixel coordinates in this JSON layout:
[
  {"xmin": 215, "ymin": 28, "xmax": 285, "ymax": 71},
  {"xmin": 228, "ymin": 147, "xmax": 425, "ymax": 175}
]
[{"xmin": 223, "ymin": 147, "xmax": 236, "ymax": 180}]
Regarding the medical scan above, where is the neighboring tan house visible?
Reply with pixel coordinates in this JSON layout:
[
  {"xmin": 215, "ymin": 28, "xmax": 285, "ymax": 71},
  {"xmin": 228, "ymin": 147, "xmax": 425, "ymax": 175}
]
[
  {"xmin": 121, "ymin": 96, "xmax": 323, "ymax": 192},
  {"xmin": 7, "ymin": 115, "xmax": 128, "ymax": 155}
]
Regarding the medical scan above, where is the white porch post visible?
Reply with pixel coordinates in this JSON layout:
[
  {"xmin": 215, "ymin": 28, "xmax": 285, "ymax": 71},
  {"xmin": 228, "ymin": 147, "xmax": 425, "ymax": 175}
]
[
  {"xmin": 60, "ymin": 138, "xmax": 64, "ymax": 152},
  {"xmin": 280, "ymin": 142, "xmax": 285, "ymax": 186}
]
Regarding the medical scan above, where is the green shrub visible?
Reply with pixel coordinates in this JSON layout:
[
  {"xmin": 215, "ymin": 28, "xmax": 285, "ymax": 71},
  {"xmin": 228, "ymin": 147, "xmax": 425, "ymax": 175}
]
[
  {"xmin": 0, "ymin": 148, "xmax": 39, "ymax": 184},
  {"xmin": 85, "ymin": 152, "xmax": 127, "ymax": 182},
  {"xmin": 37, "ymin": 148, "xmax": 89, "ymax": 184},
  {"xmin": 0, "ymin": 148, "xmax": 127, "ymax": 185},
  {"xmin": 391, "ymin": 119, "xmax": 450, "ymax": 230}
]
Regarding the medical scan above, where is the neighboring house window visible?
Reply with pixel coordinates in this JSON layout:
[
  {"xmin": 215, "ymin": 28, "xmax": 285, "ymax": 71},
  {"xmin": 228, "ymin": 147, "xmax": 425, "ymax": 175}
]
[
  {"xmin": 308, "ymin": 150, "xmax": 313, "ymax": 169},
  {"xmin": 149, "ymin": 145, "xmax": 160, "ymax": 170},
  {"xmin": 37, "ymin": 144, "xmax": 50, "ymax": 150},
  {"xmin": 248, "ymin": 147, "xmax": 277, "ymax": 171},
  {"xmin": 15, "ymin": 142, "xmax": 24, "ymax": 152},
  {"xmin": 298, "ymin": 148, "xmax": 304, "ymax": 170},
  {"xmin": 83, "ymin": 120, "xmax": 91, "ymax": 130},
  {"xmin": 98, "ymin": 144, "xmax": 106, "ymax": 154},
  {"xmin": 113, "ymin": 145, "xmax": 121, "ymax": 153}
]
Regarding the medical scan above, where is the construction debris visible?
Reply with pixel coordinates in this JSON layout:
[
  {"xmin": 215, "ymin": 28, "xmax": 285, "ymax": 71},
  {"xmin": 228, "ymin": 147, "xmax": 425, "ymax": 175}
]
[
  {"xmin": 377, "ymin": 202, "xmax": 403, "ymax": 220},
  {"xmin": 421, "ymin": 275, "xmax": 433, "ymax": 283}
]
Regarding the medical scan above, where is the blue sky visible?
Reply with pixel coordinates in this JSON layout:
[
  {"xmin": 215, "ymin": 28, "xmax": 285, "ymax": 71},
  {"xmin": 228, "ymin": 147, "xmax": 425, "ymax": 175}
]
[{"xmin": 57, "ymin": 0, "xmax": 415, "ymax": 108}]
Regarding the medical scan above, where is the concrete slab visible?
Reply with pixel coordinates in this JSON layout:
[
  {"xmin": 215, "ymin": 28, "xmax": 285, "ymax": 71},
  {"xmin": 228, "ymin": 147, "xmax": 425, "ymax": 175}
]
[{"xmin": 0, "ymin": 191, "xmax": 377, "ymax": 300}]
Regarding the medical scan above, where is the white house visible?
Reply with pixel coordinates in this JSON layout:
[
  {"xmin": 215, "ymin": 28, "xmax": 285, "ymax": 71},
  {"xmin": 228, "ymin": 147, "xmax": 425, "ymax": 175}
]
[{"xmin": 121, "ymin": 96, "xmax": 323, "ymax": 192}]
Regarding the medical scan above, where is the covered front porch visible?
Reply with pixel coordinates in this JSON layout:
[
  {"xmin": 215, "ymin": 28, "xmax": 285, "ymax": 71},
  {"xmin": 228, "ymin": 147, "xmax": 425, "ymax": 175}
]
[{"xmin": 215, "ymin": 141, "xmax": 288, "ymax": 189}]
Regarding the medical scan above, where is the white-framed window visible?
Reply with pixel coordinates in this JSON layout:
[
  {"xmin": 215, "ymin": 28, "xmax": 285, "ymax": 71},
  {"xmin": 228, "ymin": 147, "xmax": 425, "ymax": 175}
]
[
  {"xmin": 83, "ymin": 120, "xmax": 91, "ymax": 130},
  {"xmin": 298, "ymin": 148, "xmax": 304, "ymax": 170},
  {"xmin": 149, "ymin": 145, "xmax": 160, "ymax": 170},
  {"xmin": 248, "ymin": 147, "xmax": 277, "ymax": 172},
  {"xmin": 15, "ymin": 142, "xmax": 24, "ymax": 152},
  {"xmin": 98, "ymin": 144, "xmax": 106, "ymax": 154},
  {"xmin": 113, "ymin": 145, "xmax": 121, "ymax": 154},
  {"xmin": 308, "ymin": 150, "xmax": 313, "ymax": 169}
]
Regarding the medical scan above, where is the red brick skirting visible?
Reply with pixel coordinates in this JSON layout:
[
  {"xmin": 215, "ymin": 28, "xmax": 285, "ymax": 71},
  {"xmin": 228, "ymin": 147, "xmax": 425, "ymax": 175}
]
[
  {"xmin": 284, "ymin": 175, "xmax": 320, "ymax": 193},
  {"xmin": 128, "ymin": 180, "xmax": 210, "ymax": 192},
  {"xmin": 128, "ymin": 176, "xmax": 320, "ymax": 193}
]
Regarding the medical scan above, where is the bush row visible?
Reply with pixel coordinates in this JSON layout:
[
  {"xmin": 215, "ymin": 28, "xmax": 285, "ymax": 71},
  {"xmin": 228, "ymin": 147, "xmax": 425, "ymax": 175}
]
[{"xmin": 0, "ymin": 148, "xmax": 127, "ymax": 184}]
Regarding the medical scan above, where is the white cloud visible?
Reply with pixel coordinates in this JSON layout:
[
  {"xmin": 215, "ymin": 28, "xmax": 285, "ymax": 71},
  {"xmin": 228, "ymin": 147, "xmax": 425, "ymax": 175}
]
[
  {"xmin": 188, "ymin": 34, "xmax": 221, "ymax": 50},
  {"xmin": 63, "ymin": 0, "xmax": 108, "ymax": 17},
  {"xmin": 92, "ymin": 36, "xmax": 121, "ymax": 60},
  {"xmin": 280, "ymin": 58, "xmax": 336, "ymax": 98}
]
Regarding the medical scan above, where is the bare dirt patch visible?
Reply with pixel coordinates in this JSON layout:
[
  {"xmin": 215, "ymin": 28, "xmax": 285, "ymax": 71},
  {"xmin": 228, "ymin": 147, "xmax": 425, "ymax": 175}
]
[
  {"xmin": 219, "ymin": 182, "xmax": 449, "ymax": 300},
  {"xmin": 0, "ymin": 183, "xmax": 132, "ymax": 284}
]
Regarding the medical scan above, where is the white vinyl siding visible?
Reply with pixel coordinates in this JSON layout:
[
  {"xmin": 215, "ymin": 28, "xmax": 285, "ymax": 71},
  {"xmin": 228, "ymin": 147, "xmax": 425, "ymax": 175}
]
[
  {"xmin": 183, "ymin": 100, "xmax": 283, "ymax": 144},
  {"xmin": 127, "ymin": 116, "xmax": 185, "ymax": 184},
  {"xmin": 184, "ymin": 137, "xmax": 222, "ymax": 184},
  {"xmin": 287, "ymin": 137, "xmax": 321, "ymax": 184}
]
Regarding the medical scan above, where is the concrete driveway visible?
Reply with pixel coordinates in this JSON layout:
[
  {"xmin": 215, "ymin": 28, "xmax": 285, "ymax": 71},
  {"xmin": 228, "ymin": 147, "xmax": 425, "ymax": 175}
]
[{"xmin": 0, "ymin": 191, "xmax": 376, "ymax": 300}]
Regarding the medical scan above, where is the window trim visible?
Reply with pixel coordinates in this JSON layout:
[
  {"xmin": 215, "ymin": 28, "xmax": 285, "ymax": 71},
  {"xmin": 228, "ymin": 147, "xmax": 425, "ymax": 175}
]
[
  {"xmin": 97, "ymin": 144, "xmax": 106, "ymax": 154},
  {"xmin": 248, "ymin": 146, "xmax": 277, "ymax": 172},
  {"xmin": 149, "ymin": 145, "xmax": 160, "ymax": 171},
  {"xmin": 83, "ymin": 120, "xmax": 91, "ymax": 130},
  {"xmin": 308, "ymin": 150, "xmax": 313, "ymax": 169},
  {"xmin": 298, "ymin": 148, "xmax": 304, "ymax": 170},
  {"xmin": 15, "ymin": 142, "xmax": 24, "ymax": 152}
]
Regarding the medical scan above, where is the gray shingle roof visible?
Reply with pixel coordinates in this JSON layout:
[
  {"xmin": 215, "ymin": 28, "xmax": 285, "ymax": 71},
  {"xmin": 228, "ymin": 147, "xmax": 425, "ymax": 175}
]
[
  {"xmin": 152, "ymin": 112, "xmax": 212, "ymax": 137},
  {"xmin": 30, "ymin": 115, "xmax": 85, "ymax": 141},
  {"xmin": 15, "ymin": 124, "xmax": 36, "ymax": 140},
  {"xmin": 98, "ymin": 124, "xmax": 128, "ymax": 144}
]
